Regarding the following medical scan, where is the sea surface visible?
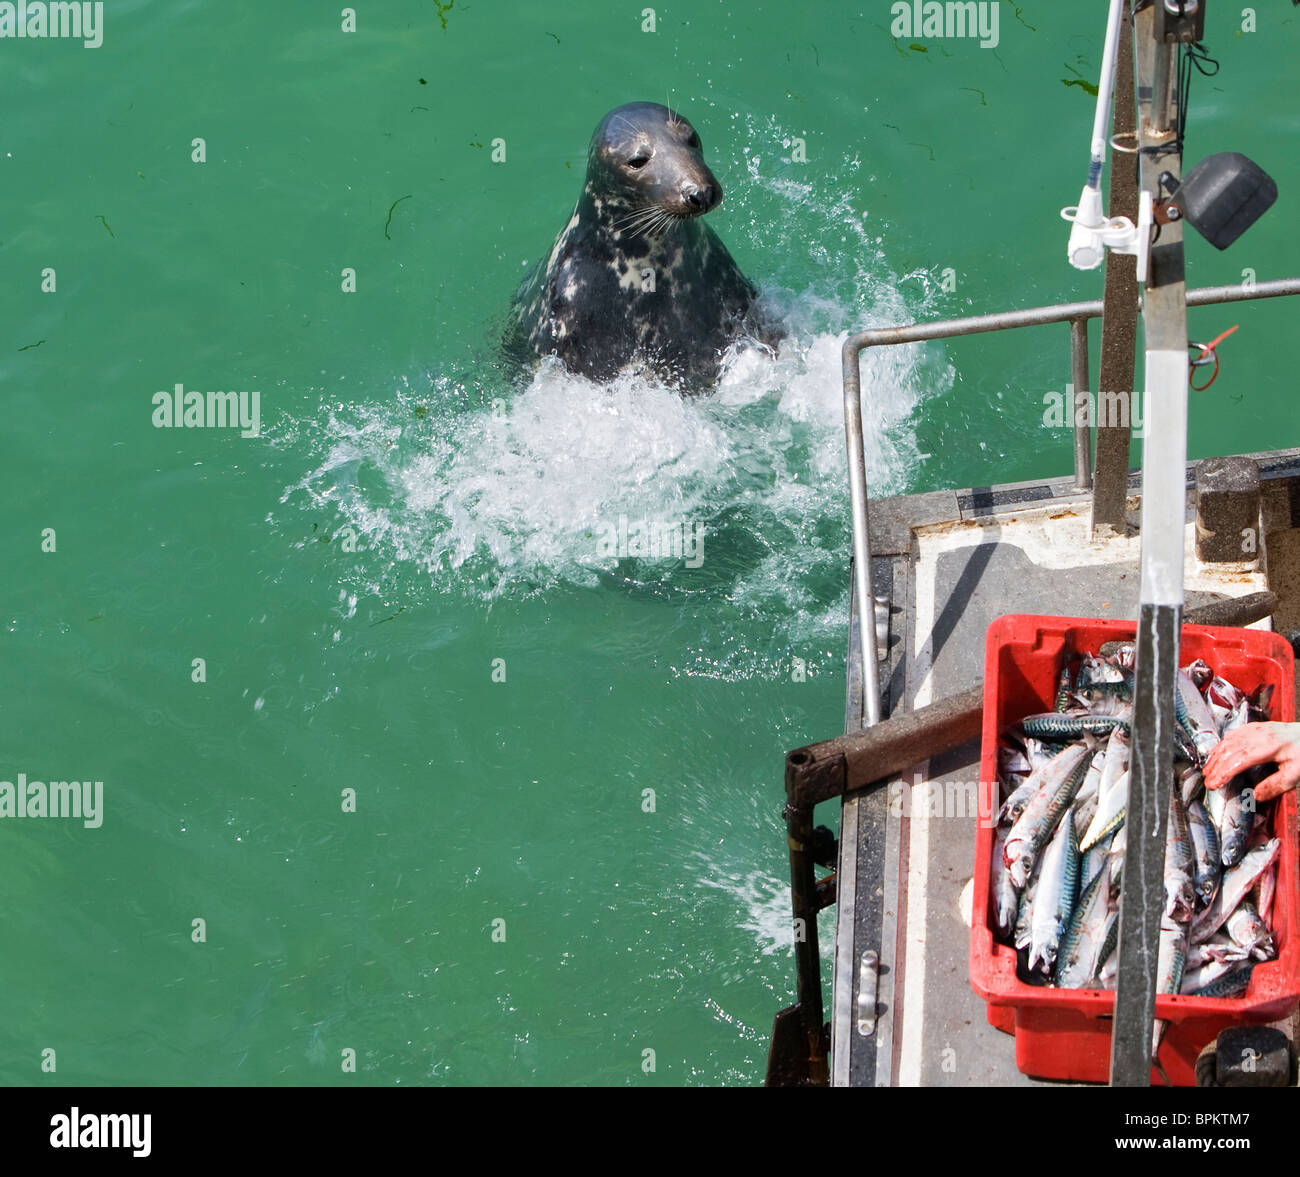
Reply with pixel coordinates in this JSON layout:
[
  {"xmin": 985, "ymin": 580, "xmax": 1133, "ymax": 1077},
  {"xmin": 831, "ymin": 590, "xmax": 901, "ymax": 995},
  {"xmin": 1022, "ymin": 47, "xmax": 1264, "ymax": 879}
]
[{"xmin": 1, "ymin": 1, "xmax": 1297, "ymax": 1085}]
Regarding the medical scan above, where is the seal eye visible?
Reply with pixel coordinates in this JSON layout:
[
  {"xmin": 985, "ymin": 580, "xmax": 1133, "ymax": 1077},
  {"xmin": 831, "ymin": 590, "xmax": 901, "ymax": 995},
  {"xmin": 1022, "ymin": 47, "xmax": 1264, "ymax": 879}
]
[
  {"xmin": 687, "ymin": 133, "xmax": 700, "ymax": 148},
  {"xmin": 627, "ymin": 153, "xmax": 651, "ymax": 170}
]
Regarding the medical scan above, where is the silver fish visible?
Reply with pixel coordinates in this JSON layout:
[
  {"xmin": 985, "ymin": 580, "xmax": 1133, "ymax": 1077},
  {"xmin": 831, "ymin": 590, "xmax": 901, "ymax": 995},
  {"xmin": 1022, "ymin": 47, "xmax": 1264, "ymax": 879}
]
[
  {"xmin": 1222, "ymin": 696, "xmax": 1250, "ymax": 736},
  {"xmin": 1098, "ymin": 726, "xmax": 1130, "ymax": 793},
  {"xmin": 1054, "ymin": 865, "xmax": 1109, "ymax": 988},
  {"xmin": 1004, "ymin": 742, "xmax": 1091, "ymax": 889},
  {"xmin": 1028, "ymin": 815, "xmax": 1079, "ymax": 976},
  {"xmin": 1000, "ymin": 745, "xmax": 1032, "ymax": 777},
  {"xmin": 1096, "ymin": 908, "xmax": 1121, "ymax": 989},
  {"xmin": 1175, "ymin": 669, "xmax": 1220, "ymax": 760},
  {"xmin": 1054, "ymin": 661, "xmax": 1074, "ymax": 712},
  {"xmin": 1164, "ymin": 788, "xmax": 1195, "ymax": 924},
  {"xmin": 1181, "ymin": 956, "xmax": 1235, "ymax": 995},
  {"xmin": 1185, "ymin": 798, "xmax": 1221, "ymax": 907},
  {"xmin": 1205, "ymin": 677, "xmax": 1244, "ymax": 734},
  {"xmin": 1218, "ymin": 777, "xmax": 1256, "ymax": 868},
  {"xmin": 1022, "ymin": 737, "xmax": 1055, "ymax": 772},
  {"xmin": 1073, "ymin": 791, "xmax": 1099, "ymax": 842},
  {"xmin": 998, "ymin": 776, "xmax": 1040, "ymax": 826},
  {"xmin": 1078, "ymin": 829, "xmax": 1115, "ymax": 897},
  {"xmin": 1107, "ymin": 819, "xmax": 1127, "ymax": 889},
  {"xmin": 1256, "ymin": 861, "xmax": 1277, "ymax": 928},
  {"xmin": 1111, "ymin": 642, "xmax": 1136, "ymax": 670},
  {"xmin": 1074, "ymin": 747, "xmax": 1104, "ymax": 809},
  {"xmin": 1190, "ymin": 837, "xmax": 1280, "ymax": 945},
  {"xmin": 1081, "ymin": 767, "xmax": 1128, "ymax": 852},
  {"xmin": 1077, "ymin": 653, "xmax": 1126, "ymax": 687},
  {"xmin": 1185, "ymin": 933, "xmax": 1250, "ymax": 970},
  {"xmin": 1152, "ymin": 916, "xmax": 1188, "ymax": 1061},
  {"xmin": 1225, "ymin": 900, "xmax": 1276, "ymax": 962},
  {"xmin": 991, "ymin": 825, "xmax": 1020, "ymax": 941},
  {"xmin": 1188, "ymin": 962, "xmax": 1254, "ymax": 999},
  {"xmin": 1013, "ymin": 862, "xmax": 1041, "ymax": 951},
  {"xmin": 1020, "ymin": 711, "xmax": 1129, "ymax": 740}
]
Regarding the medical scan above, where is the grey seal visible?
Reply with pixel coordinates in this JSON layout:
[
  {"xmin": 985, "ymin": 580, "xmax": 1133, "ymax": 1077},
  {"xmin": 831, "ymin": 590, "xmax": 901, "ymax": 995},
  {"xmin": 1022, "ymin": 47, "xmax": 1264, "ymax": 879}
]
[{"xmin": 504, "ymin": 102, "xmax": 776, "ymax": 391}]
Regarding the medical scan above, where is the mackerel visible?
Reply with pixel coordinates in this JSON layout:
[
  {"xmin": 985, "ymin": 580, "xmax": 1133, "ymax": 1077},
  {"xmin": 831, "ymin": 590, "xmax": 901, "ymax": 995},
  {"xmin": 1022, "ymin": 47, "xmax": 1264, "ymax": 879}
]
[
  {"xmin": 1256, "ymin": 861, "xmax": 1277, "ymax": 928},
  {"xmin": 1218, "ymin": 775, "xmax": 1256, "ymax": 868},
  {"xmin": 1185, "ymin": 798, "xmax": 1221, "ymax": 907},
  {"xmin": 1013, "ymin": 862, "xmax": 1041, "ymax": 951},
  {"xmin": 1152, "ymin": 917, "xmax": 1188, "ymax": 1061},
  {"xmin": 1163, "ymin": 788, "xmax": 1195, "ymax": 924},
  {"xmin": 1054, "ymin": 661, "xmax": 1073, "ymax": 712},
  {"xmin": 1078, "ymin": 828, "xmax": 1114, "ymax": 897},
  {"xmin": 991, "ymin": 825, "xmax": 1020, "ymax": 941},
  {"xmin": 1189, "ymin": 837, "xmax": 1280, "ymax": 945},
  {"xmin": 1181, "ymin": 956, "xmax": 1237, "ymax": 995},
  {"xmin": 1004, "ymin": 742, "xmax": 1091, "ymax": 889},
  {"xmin": 1081, "ymin": 767, "xmax": 1128, "ymax": 852},
  {"xmin": 1205, "ymin": 677, "xmax": 1244, "ymax": 734},
  {"xmin": 1175, "ymin": 669, "xmax": 1220, "ymax": 760},
  {"xmin": 1094, "ymin": 911, "xmax": 1120, "ymax": 987},
  {"xmin": 1053, "ymin": 864, "xmax": 1108, "ymax": 988},
  {"xmin": 1027, "ymin": 815, "xmax": 1079, "ymax": 976},
  {"xmin": 1225, "ymin": 900, "xmax": 1276, "ymax": 962},
  {"xmin": 1020, "ymin": 712, "xmax": 1130, "ymax": 741},
  {"xmin": 998, "ymin": 776, "xmax": 1040, "ymax": 826},
  {"xmin": 1186, "ymin": 933, "xmax": 1249, "ymax": 970},
  {"xmin": 1187, "ymin": 962, "xmax": 1254, "ymax": 999}
]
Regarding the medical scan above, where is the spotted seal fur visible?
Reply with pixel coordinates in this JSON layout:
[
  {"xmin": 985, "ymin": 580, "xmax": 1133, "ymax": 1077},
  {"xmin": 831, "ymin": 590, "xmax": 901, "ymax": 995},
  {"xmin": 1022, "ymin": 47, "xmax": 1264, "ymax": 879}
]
[{"xmin": 504, "ymin": 102, "xmax": 775, "ymax": 391}]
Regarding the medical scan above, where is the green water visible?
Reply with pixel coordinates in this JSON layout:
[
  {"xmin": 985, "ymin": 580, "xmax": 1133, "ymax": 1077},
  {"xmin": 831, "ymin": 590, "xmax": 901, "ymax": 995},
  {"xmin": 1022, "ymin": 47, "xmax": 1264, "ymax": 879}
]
[{"xmin": 1, "ymin": 2, "xmax": 1296, "ymax": 1086}]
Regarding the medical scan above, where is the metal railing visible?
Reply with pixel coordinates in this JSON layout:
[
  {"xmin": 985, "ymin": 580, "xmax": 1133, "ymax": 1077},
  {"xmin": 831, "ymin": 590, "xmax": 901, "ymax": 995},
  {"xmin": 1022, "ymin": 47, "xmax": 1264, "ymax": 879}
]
[{"xmin": 842, "ymin": 276, "xmax": 1300, "ymax": 721}]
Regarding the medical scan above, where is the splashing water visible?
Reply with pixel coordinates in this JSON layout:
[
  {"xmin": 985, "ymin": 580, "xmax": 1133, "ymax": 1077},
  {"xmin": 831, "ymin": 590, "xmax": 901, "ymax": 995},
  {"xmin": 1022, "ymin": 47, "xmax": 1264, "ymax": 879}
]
[{"xmin": 274, "ymin": 125, "xmax": 954, "ymax": 656}]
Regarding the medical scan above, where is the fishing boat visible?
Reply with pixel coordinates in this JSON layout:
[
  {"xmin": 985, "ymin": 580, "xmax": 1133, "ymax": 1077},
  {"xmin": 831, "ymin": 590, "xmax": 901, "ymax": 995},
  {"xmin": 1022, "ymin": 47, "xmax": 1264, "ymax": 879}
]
[{"xmin": 766, "ymin": 0, "xmax": 1300, "ymax": 1087}]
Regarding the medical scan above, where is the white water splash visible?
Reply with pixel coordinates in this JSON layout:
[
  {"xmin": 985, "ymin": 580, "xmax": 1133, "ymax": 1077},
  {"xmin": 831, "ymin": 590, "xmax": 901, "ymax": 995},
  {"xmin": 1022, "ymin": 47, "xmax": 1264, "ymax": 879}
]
[{"xmin": 274, "ymin": 128, "xmax": 954, "ymax": 650}]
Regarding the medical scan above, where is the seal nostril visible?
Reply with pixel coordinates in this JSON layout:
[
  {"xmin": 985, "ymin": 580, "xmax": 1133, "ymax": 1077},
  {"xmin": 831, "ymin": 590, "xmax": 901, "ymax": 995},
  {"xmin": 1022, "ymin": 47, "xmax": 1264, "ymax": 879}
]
[{"xmin": 685, "ymin": 186, "xmax": 713, "ymax": 211}]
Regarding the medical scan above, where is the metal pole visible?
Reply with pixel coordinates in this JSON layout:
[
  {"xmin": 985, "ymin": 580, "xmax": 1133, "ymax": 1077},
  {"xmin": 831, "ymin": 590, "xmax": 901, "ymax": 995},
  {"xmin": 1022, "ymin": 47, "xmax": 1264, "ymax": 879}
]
[
  {"xmin": 1071, "ymin": 318, "xmax": 1093, "ymax": 490},
  {"xmin": 843, "ymin": 341, "xmax": 883, "ymax": 727},
  {"xmin": 1092, "ymin": 5, "xmax": 1139, "ymax": 534},
  {"xmin": 787, "ymin": 796, "xmax": 829, "ymax": 1083},
  {"xmin": 1109, "ymin": 9, "xmax": 1187, "ymax": 1088}
]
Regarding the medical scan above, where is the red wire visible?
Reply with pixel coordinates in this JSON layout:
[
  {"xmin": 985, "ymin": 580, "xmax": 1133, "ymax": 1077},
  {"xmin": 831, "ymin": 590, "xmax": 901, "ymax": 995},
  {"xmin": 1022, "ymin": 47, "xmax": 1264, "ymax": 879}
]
[
  {"xmin": 1189, "ymin": 324, "xmax": 1238, "ymax": 391},
  {"xmin": 1190, "ymin": 353, "xmax": 1220, "ymax": 391}
]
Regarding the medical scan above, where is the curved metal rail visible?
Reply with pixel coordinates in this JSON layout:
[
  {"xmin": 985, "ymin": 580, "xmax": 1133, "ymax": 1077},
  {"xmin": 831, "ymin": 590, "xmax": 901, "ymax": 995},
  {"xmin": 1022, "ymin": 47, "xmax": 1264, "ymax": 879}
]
[{"xmin": 842, "ymin": 277, "xmax": 1300, "ymax": 724}]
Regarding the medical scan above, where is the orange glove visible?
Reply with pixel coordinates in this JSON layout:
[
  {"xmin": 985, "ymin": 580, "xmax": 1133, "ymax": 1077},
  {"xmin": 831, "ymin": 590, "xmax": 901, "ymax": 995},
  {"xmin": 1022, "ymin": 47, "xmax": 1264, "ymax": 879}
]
[{"xmin": 1203, "ymin": 722, "xmax": 1300, "ymax": 803}]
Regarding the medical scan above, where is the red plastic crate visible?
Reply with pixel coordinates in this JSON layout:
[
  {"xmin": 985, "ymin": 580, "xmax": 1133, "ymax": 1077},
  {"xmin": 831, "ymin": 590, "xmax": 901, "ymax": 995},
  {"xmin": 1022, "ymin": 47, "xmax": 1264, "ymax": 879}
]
[{"xmin": 969, "ymin": 614, "xmax": 1299, "ymax": 1085}]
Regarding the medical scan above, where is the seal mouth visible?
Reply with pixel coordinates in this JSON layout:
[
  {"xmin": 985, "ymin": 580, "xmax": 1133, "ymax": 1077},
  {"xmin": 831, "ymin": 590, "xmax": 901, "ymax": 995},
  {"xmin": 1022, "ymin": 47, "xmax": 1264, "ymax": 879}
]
[{"xmin": 610, "ymin": 204, "xmax": 694, "ymax": 237}]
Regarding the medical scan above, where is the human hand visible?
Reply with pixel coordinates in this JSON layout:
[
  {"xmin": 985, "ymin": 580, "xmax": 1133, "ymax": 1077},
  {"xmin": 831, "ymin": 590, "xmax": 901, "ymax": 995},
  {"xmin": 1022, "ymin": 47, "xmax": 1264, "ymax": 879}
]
[{"xmin": 1203, "ymin": 721, "xmax": 1300, "ymax": 803}]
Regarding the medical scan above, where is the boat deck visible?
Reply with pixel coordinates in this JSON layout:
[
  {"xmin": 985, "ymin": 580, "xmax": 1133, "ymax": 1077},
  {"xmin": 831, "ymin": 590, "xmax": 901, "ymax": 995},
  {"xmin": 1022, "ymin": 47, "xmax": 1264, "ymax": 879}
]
[{"xmin": 833, "ymin": 447, "xmax": 1300, "ymax": 1086}]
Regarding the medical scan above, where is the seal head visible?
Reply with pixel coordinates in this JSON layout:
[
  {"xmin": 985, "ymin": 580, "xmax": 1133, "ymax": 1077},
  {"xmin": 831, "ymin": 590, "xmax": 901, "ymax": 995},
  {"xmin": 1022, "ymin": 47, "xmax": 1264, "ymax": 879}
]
[{"xmin": 505, "ymin": 102, "xmax": 772, "ymax": 391}]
